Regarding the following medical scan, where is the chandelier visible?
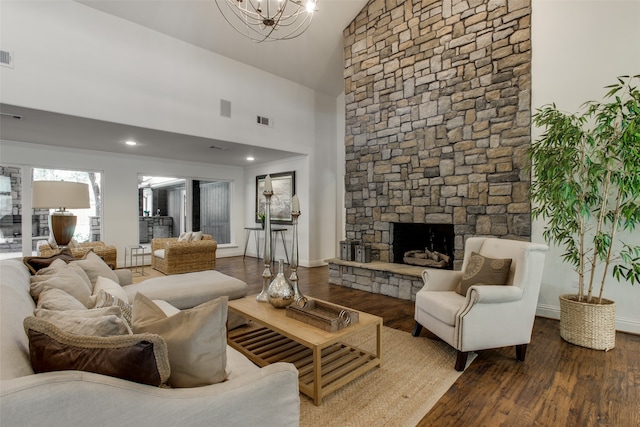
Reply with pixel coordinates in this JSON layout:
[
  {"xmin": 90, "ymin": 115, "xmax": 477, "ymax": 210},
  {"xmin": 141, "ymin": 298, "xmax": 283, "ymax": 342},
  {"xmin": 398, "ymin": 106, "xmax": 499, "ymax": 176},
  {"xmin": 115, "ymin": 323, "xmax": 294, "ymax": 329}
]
[{"xmin": 215, "ymin": 0, "xmax": 318, "ymax": 42}]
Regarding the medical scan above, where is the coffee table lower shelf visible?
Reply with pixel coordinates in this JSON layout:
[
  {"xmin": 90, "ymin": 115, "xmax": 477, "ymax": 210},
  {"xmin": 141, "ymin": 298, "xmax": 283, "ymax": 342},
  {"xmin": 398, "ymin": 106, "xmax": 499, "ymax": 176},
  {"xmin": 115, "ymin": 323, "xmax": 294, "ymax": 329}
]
[{"xmin": 228, "ymin": 326, "xmax": 380, "ymax": 405}]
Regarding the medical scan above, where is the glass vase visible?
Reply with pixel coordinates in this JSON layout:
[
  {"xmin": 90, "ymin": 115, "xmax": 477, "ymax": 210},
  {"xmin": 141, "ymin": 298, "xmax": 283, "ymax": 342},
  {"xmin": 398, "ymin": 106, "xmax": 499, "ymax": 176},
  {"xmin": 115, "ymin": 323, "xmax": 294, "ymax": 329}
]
[{"xmin": 267, "ymin": 259, "xmax": 294, "ymax": 308}]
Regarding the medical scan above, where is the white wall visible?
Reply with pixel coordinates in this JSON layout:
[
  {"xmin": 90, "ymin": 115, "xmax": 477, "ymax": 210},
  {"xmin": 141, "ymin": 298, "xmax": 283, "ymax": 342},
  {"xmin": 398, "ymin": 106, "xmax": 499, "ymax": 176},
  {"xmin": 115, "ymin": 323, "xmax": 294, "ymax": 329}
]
[
  {"xmin": 0, "ymin": 1, "xmax": 316, "ymax": 155},
  {"xmin": 0, "ymin": 1, "xmax": 341, "ymax": 267},
  {"xmin": 0, "ymin": 140, "xmax": 246, "ymax": 267},
  {"xmin": 531, "ymin": 0, "xmax": 640, "ymax": 333}
]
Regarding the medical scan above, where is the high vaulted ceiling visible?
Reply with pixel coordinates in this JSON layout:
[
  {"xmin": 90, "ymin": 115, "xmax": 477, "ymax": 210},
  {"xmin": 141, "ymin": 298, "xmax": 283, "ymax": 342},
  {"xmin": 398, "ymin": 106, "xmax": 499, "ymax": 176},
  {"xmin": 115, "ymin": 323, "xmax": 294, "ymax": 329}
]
[{"xmin": 1, "ymin": 0, "xmax": 366, "ymax": 166}]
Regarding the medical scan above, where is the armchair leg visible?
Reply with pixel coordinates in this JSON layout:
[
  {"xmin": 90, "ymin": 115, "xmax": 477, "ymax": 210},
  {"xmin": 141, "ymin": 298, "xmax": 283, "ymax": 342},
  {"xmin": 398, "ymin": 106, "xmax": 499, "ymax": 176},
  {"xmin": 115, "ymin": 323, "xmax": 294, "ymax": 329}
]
[
  {"xmin": 455, "ymin": 351, "xmax": 468, "ymax": 371},
  {"xmin": 516, "ymin": 344, "xmax": 527, "ymax": 362},
  {"xmin": 412, "ymin": 321, "xmax": 423, "ymax": 337}
]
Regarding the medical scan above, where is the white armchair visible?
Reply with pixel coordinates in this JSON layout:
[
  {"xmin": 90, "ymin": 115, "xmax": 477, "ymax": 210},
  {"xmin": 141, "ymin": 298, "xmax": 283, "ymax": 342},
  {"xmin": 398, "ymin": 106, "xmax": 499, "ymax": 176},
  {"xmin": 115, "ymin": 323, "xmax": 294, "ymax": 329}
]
[{"xmin": 412, "ymin": 237, "xmax": 548, "ymax": 371}]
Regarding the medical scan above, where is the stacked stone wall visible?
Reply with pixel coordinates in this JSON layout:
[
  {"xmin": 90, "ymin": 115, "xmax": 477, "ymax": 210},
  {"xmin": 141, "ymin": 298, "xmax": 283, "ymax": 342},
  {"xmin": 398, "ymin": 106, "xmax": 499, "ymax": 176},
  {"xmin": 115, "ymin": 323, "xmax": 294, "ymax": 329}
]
[{"xmin": 343, "ymin": 0, "xmax": 532, "ymax": 269}]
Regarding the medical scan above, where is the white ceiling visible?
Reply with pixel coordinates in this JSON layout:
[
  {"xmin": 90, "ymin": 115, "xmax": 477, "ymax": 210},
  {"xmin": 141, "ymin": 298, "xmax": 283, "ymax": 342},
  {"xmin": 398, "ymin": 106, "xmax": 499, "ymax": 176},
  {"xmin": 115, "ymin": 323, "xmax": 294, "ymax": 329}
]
[{"xmin": 1, "ymin": 0, "xmax": 366, "ymax": 166}]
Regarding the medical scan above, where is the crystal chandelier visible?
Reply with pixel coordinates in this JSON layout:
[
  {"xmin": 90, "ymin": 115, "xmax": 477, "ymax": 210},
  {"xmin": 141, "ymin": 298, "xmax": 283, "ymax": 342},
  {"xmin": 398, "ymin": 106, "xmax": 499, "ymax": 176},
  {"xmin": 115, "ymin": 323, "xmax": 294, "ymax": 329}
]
[{"xmin": 215, "ymin": 0, "xmax": 318, "ymax": 42}]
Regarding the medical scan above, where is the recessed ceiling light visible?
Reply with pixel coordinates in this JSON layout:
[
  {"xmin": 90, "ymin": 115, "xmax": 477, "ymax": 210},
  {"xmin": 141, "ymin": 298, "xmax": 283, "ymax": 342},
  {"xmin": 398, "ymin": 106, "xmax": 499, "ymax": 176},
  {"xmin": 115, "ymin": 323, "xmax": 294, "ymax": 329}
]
[
  {"xmin": 125, "ymin": 140, "xmax": 137, "ymax": 146},
  {"xmin": 246, "ymin": 156, "xmax": 255, "ymax": 161}
]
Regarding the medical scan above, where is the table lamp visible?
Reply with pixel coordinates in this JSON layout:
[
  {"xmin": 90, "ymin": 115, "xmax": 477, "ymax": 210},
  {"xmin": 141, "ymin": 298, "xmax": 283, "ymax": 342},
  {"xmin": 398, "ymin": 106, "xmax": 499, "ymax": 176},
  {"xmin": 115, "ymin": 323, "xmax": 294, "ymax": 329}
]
[{"xmin": 32, "ymin": 181, "xmax": 90, "ymax": 246}]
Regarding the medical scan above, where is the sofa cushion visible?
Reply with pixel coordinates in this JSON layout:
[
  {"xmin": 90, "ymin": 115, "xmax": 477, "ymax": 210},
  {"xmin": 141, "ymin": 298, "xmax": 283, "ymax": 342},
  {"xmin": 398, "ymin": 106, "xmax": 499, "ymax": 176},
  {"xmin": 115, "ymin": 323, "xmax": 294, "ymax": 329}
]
[
  {"xmin": 30, "ymin": 261, "xmax": 93, "ymax": 307},
  {"xmin": 23, "ymin": 247, "xmax": 75, "ymax": 274},
  {"xmin": 24, "ymin": 316, "xmax": 170, "ymax": 387},
  {"xmin": 456, "ymin": 252, "xmax": 513, "ymax": 296},
  {"xmin": 36, "ymin": 287, "xmax": 87, "ymax": 311},
  {"xmin": 132, "ymin": 293, "xmax": 228, "ymax": 388},
  {"xmin": 34, "ymin": 307, "xmax": 131, "ymax": 336},
  {"xmin": 71, "ymin": 251, "xmax": 120, "ymax": 287}
]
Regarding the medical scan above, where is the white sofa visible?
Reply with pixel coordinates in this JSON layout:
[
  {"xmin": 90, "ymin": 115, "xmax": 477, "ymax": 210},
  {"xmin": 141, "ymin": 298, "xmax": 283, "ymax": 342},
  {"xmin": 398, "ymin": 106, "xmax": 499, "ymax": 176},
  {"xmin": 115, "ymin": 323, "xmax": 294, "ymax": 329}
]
[{"xmin": 0, "ymin": 258, "xmax": 300, "ymax": 426}]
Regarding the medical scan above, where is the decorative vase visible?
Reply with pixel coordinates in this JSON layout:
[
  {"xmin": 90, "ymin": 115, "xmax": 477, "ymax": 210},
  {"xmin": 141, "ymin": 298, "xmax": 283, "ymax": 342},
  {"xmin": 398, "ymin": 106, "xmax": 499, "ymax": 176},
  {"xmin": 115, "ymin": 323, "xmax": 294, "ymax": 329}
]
[
  {"xmin": 267, "ymin": 259, "xmax": 294, "ymax": 308},
  {"xmin": 559, "ymin": 294, "xmax": 616, "ymax": 351}
]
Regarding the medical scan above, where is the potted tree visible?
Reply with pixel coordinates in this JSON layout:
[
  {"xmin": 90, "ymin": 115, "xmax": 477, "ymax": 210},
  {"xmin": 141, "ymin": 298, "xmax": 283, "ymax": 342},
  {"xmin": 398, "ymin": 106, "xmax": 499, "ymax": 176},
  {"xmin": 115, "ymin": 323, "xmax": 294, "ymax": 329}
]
[{"xmin": 529, "ymin": 75, "xmax": 640, "ymax": 350}]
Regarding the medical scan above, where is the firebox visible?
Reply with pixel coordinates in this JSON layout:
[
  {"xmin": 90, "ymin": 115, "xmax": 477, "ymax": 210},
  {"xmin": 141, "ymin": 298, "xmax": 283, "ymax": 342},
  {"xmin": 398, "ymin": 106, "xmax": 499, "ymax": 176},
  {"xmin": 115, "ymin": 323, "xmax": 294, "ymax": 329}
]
[{"xmin": 391, "ymin": 223, "xmax": 454, "ymax": 270}]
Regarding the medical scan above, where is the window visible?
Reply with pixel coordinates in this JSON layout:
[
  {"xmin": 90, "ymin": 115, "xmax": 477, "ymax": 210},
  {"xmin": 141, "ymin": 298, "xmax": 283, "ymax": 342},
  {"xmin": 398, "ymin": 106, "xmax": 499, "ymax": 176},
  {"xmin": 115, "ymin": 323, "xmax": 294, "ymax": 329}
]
[
  {"xmin": 138, "ymin": 175, "xmax": 231, "ymax": 245},
  {"xmin": 33, "ymin": 168, "xmax": 102, "ymax": 242}
]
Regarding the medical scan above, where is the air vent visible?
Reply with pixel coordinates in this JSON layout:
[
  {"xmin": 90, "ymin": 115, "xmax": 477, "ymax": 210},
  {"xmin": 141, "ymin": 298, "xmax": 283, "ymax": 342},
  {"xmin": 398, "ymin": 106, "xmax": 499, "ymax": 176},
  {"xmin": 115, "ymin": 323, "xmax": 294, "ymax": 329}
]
[
  {"xmin": 0, "ymin": 50, "xmax": 14, "ymax": 68},
  {"xmin": 0, "ymin": 112, "xmax": 23, "ymax": 120},
  {"xmin": 220, "ymin": 99, "xmax": 231, "ymax": 118},
  {"xmin": 257, "ymin": 115, "xmax": 273, "ymax": 127},
  {"xmin": 209, "ymin": 145, "xmax": 227, "ymax": 151}
]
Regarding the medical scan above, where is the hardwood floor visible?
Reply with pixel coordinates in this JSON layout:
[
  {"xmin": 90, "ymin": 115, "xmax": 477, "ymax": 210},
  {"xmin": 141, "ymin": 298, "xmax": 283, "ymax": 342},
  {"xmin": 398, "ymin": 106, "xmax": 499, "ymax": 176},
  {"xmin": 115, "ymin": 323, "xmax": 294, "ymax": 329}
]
[{"xmin": 155, "ymin": 257, "xmax": 640, "ymax": 426}]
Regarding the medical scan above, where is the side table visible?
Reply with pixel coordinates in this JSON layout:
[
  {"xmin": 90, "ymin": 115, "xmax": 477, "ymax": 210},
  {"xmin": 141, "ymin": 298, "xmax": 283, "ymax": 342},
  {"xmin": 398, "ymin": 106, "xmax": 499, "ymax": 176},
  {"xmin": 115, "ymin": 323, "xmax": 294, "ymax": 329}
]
[
  {"xmin": 243, "ymin": 227, "xmax": 290, "ymax": 264},
  {"xmin": 125, "ymin": 245, "xmax": 150, "ymax": 276}
]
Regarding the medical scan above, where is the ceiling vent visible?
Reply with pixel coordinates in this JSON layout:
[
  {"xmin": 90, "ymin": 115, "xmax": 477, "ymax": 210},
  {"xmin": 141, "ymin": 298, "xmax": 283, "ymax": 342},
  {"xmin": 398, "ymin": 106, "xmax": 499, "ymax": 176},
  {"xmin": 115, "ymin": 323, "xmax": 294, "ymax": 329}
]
[
  {"xmin": 220, "ymin": 99, "xmax": 231, "ymax": 118},
  {"xmin": 0, "ymin": 50, "xmax": 14, "ymax": 68},
  {"xmin": 209, "ymin": 145, "xmax": 227, "ymax": 151},
  {"xmin": 257, "ymin": 115, "xmax": 273, "ymax": 127}
]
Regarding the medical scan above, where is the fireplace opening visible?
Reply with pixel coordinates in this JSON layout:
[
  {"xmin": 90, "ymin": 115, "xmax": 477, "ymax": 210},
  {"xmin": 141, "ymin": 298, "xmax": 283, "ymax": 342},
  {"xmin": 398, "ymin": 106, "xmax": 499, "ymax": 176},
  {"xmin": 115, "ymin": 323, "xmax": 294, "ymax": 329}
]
[{"xmin": 391, "ymin": 223, "xmax": 454, "ymax": 269}]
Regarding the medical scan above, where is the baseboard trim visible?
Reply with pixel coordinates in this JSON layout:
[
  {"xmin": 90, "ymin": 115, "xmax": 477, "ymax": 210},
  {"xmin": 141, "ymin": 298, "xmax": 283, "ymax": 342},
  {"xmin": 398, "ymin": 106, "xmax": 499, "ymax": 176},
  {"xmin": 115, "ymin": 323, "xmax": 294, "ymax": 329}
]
[{"xmin": 537, "ymin": 304, "xmax": 640, "ymax": 335}]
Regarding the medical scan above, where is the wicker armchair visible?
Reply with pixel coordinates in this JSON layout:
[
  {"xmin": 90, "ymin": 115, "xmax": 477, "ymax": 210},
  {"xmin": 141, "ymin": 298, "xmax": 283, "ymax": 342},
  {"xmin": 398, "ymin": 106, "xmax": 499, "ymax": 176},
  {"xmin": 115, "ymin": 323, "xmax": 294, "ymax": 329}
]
[
  {"xmin": 151, "ymin": 234, "xmax": 217, "ymax": 275},
  {"xmin": 38, "ymin": 241, "xmax": 118, "ymax": 269}
]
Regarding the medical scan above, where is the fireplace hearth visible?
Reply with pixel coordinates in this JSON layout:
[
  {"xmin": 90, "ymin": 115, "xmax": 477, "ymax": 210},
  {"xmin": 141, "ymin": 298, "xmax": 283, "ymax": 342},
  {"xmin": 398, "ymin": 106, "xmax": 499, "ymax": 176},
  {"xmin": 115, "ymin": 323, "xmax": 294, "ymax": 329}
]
[{"xmin": 391, "ymin": 223, "xmax": 454, "ymax": 270}]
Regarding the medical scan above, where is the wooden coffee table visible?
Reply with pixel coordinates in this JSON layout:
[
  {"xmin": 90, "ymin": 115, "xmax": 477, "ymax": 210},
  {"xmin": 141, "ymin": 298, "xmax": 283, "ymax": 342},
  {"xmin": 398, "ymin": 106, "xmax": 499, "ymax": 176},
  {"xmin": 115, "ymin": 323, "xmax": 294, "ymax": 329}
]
[{"xmin": 227, "ymin": 295, "xmax": 382, "ymax": 405}]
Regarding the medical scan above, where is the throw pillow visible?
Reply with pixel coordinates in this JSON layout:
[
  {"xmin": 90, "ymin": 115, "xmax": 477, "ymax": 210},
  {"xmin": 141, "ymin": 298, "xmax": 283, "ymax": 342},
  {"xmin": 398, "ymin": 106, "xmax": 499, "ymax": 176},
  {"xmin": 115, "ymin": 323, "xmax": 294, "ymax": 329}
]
[
  {"xmin": 72, "ymin": 250, "xmax": 120, "ymax": 288},
  {"xmin": 456, "ymin": 252, "xmax": 513, "ymax": 296},
  {"xmin": 36, "ymin": 287, "xmax": 87, "ymax": 311},
  {"xmin": 34, "ymin": 307, "xmax": 131, "ymax": 336},
  {"xmin": 91, "ymin": 276, "xmax": 129, "ymax": 304},
  {"xmin": 23, "ymin": 247, "xmax": 75, "ymax": 274},
  {"xmin": 132, "ymin": 293, "xmax": 228, "ymax": 388},
  {"xmin": 30, "ymin": 264, "xmax": 93, "ymax": 307},
  {"xmin": 177, "ymin": 231, "xmax": 193, "ymax": 242},
  {"xmin": 24, "ymin": 316, "xmax": 170, "ymax": 387},
  {"xmin": 93, "ymin": 289, "xmax": 133, "ymax": 328}
]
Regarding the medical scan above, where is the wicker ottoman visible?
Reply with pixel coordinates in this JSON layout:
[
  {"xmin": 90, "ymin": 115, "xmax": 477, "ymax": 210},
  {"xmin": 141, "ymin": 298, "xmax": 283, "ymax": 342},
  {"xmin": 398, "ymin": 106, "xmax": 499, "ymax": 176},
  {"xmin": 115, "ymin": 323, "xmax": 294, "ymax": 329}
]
[{"xmin": 124, "ymin": 270, "xmax": 248, "ymax": 329}]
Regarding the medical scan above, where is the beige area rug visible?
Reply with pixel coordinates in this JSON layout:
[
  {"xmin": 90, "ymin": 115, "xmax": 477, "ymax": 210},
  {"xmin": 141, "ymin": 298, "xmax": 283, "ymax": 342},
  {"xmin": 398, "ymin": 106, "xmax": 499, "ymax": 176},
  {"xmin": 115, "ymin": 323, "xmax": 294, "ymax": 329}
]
[{"xmin": 299, "ymin": 326, "xmax": 476, "ymax": 427}]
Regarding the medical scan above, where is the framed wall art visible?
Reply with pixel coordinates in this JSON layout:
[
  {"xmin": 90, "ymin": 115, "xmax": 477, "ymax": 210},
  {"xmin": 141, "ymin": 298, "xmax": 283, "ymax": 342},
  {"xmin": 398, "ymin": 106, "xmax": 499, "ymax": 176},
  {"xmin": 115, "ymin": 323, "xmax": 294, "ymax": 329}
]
[{"xmin": 255, "ymin": 171, "xmax": 295, "ymax": 224}]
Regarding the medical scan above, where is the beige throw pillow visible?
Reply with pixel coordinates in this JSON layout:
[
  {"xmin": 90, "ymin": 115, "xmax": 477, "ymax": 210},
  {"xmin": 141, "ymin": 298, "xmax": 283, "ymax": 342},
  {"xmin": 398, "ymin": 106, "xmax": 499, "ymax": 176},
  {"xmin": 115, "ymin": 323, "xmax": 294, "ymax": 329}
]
[
  {"xmin": 72, "ymin": 251, "xmax": 120, "ymax": 288},
  {"xmin": 132, "ymin": 293, "xmax": 228, "ymax": 388},
  {"xmin": 30, "ymin": 261, "xmax": 93, "ymax": 306},
  {"xmin": 34, "ymin": 307, "xmax": 131, "ymax": 336},
  {"xmin": 90, "ymin": 276, "xmax": 129, "ymax": 304},
  {"xmin": 456, "ymin": 252, "xmax": 513, "ymax": 296},
  {"xmin": 93, "ymin": 289, "xmax": 133, "ymax": 328},
  {"xmin": 36, "ymin": 287, "xmax": 88, "ymax": 311}
]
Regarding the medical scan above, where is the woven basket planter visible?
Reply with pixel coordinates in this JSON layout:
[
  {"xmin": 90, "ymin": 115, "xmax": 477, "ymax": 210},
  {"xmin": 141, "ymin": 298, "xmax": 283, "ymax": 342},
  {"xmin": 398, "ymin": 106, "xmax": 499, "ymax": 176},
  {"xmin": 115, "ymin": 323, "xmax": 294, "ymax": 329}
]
[{"xmin": 559, "ymin": 294, "xmax": 616, "ymax": 351}]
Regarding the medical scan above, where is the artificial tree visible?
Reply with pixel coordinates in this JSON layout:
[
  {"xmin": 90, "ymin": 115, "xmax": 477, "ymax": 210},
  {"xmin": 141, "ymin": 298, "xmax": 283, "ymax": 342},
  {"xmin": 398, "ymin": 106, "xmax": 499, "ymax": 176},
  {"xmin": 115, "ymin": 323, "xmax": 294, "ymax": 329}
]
[{"xmin": 529, "ymin": 75, "xmax": 640, "ymax": 348}]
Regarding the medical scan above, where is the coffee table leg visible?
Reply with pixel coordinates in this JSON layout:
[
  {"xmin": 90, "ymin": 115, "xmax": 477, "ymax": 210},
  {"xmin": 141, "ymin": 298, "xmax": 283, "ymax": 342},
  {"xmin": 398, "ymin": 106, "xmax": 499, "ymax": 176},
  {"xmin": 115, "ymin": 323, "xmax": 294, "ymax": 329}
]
[{"xmin": 313, "ymin": 346, "xmax": 322, "ymax": 405}]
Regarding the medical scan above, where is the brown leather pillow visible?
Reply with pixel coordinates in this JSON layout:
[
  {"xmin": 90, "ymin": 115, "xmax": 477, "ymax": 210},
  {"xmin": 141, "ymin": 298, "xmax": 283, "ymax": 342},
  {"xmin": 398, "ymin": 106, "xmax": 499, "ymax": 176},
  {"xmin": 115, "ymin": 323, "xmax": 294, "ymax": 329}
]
[
  {"xmin": 24, "ymin": 317, "xmax": 170, "ymax": 387},
  {"xmin": 456, "ymin": 252, "xmax": 512, "ymax": 296},
  {"xmin": 23, "ymin": 248, "xmax": 75, "ymax": 274}
]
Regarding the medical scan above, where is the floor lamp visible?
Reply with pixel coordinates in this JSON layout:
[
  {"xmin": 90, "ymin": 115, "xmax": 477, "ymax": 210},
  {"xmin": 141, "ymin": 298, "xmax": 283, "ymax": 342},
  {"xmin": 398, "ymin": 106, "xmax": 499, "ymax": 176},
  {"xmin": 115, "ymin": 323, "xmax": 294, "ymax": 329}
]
[{"xmin": 32, "ymin": 181, "xmax": 90, "ymax": 247}]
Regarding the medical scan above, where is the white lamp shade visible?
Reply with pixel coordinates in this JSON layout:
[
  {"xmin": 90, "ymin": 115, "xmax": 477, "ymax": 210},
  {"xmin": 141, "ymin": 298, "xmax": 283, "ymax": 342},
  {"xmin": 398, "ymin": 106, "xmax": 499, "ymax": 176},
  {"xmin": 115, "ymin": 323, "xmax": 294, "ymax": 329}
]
[{"xmin": 32, "ymin": 181, "xmax": 90, "ymax": 210}]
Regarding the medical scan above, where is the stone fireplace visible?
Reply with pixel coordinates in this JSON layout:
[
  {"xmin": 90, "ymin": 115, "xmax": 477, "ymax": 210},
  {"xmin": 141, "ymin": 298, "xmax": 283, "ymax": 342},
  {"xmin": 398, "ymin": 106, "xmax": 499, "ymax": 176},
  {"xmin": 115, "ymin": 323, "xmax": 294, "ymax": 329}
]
[
  {"xmin": 342, "ymin": 0, "xmax": 532, "ymax": 272},
  {"xmin": 330, "ymin": 0, "xmax": 533, "ymax": 300}
]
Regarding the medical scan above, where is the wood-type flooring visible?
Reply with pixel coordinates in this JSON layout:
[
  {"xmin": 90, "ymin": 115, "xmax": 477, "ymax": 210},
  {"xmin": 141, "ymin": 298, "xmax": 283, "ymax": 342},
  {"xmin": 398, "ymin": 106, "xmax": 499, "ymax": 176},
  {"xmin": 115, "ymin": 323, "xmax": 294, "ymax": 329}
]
[{"xmin": 137, "ymin": 256, "xmax": 640, "ymax": 426}]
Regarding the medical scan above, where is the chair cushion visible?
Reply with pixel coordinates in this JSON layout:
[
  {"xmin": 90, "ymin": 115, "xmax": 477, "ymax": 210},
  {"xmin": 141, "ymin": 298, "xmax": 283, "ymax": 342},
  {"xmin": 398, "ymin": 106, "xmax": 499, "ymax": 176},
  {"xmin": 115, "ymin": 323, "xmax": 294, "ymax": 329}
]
[
  {"xmin": 153, "ymin": 249, "xmax": 165, "ymax": 259},
  {"xmin": 416, "ymin": 290, "xmax": 465, "ymax": 326},
  {"xmin": 456, "ymin": 252, "xmax": 512, "ymax": 296}
]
